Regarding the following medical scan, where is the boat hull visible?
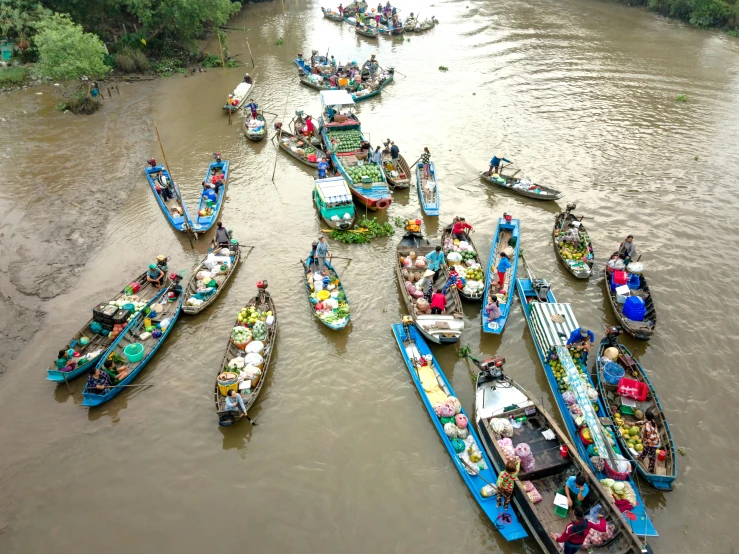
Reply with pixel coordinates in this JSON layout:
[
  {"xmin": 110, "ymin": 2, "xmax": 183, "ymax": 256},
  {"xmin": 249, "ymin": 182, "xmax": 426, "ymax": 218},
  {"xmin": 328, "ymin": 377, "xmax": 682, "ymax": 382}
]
[
  {"xmin": 552, "ymin": 211, "xmax": 594, "ymax": 279},
  {"xmin": 144, "ymin": 165, "xmax": 195, "ymax": 232},
  {"xmin": 603, "ymin": 267, "xmax": 656, "ymax": 340},
  {"xmin": 302, "ymin": 255, "xmax": 350, "ymax": 330},
  {"xmin": 482, "ymin": 218, "xmax": 519, "ymax": 334},
  {"xmin": 182, "ymin": 243, "xmax": 241, "ymax": 315},
  {"xmin": 479, "ymin": 172, "xmax": 563, "ymax": 201},
  {"xmin": 415, "ymin": 161, "xmax": 440, "ymax": 216},
  {"xmin": 193, "ymin": 160, "xmax": 229, "ymax": 234}
]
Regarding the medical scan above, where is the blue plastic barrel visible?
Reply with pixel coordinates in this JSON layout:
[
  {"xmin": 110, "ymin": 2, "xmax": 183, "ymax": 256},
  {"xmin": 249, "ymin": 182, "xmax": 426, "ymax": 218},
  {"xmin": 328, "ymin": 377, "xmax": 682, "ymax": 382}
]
[{"xmin": 603, "ymin": 362, "xmax": 625, "ymax": 385}]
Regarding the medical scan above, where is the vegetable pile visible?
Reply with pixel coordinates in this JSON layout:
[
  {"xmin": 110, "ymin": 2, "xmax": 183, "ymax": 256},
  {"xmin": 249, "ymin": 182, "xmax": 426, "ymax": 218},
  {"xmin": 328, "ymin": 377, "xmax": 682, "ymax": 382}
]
[
  {"xmin": 329, "ymin": 217, "xmax": 394, "ymax": 244},
  {"xmin": 307, "ymin": 272, "xmax": 350, "ymax": 326},
  {"xmin": 444, "ymin": 237, "xmax": 484, "ymax": 296},
  {"xmin": 555, "ymin": 225, "xmax": 592, "ymax": 270},
  {"xmin": 326, "ymin": 129, "xmax": 362, "ymax": 153},
  {"xmin": 231, "ymin": 306, "xmax": 273, "ymax": 347}
]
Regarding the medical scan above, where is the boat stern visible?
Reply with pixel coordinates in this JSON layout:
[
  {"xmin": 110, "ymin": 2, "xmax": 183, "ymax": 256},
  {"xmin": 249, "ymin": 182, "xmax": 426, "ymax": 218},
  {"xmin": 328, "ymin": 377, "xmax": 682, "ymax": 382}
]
[{"xmin": 415, "ymin": 315, "xmax": 464, "ymax": 344}]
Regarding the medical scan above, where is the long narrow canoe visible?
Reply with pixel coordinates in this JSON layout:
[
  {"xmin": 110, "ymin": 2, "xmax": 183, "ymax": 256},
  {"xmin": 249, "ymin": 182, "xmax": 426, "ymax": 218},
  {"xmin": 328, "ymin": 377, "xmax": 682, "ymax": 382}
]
[
  {"xmin": 392, "ymin": 323, "xmax": 528, "ymax": 542},
  {"xmin": 552, "ymin": 207, "xmax": 594, "ymax": 279},
  {"xmin": 604, "ymin": 266, "xmax": 656, "ymax": 340},
  {"xmin": 441, "ymin": 223, "xmax": 484, "ymax": 302},
  {"xmin": 144, "ymin": 164, "xmax": 195, "ymax": 232},
  {"xmin": 294, "ymin": 54, "xmax": 330, "ymax": 75},
  {"xmin": 415, "ymin": 160, "xmax": 439, "ymax": 216},
  {"xmin": 214, "ymin": 284, "xmax": 277, "ymax": 426},
  {"xmin": 81, "ymin": 277, "xmax": 184, "ymax": 407},
  {"xmin": 353, "ymin": 24, "xmax": 379, "ymax": 38},
  {"xmin": 479, "ymin": 171, "xmax": 563, "ymax": 201},
  {"xmin": 46, "ymin": 269, "xmax": 167, "ymax": 383},
  {"xmin": 244, "ymin": 113, "xmax": 267, "ymax": 141},
  {"xmin": 482, "ymin": 216, "xmax": 519, "ymax": 334},
  {"xmin": 278, "ymin": 130, "xmax": 327, "ymax": 168},
  {"xmin": 516, "ymin": 277, "xmax": 657, "ymax": 537},
  {"xmin": 596, "ymin": 335, "xmax": 676, "ymax": 490},
  {"xmin": 395, "ymin": 231, "xmax": 464, "ymax": 344},
  {"xmin": 299, "ymin": 74, "xmax": 334, "ymax": 91},
  {"xmin": 182, "ymin": 241, "xmax": 241, "ymax": 315},
  {"xmin": 302, "ymin": 254, "xmax": 351, "ymax": 330},
  {"xmin": 474, "ymin": 359, "xmax": 652, "ymax": 553},
  {"xmin": 223, "ymin": 81, "xmax": 254, "ymax": 113},
  {"xmin": 193, "ymin": 160, "xmax": 229, "ymax": 233},
  {"xmin": 382, "ymin": 151, "xmax": 411, "ymax": 189},
  {"xmin": 321, "ymin": 6, "xmax": 344, "ymax": 21},
  {"xmin": 352, "ymin": 71, "xmax": 394, "ymax": 103}
]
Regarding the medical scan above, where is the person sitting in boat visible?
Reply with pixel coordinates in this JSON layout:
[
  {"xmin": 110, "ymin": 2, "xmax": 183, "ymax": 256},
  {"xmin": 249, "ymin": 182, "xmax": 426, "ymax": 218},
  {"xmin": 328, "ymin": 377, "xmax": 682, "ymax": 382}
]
[
  {"xmin": 618, "ymin": 235, "xmax": 637, "ymax": 266},
  {"xmin": 485, "ymin": 295, "xmax": 501, "ymax": 320},
  {"xmin": 426, "ymin": 245, "xmax": 446, "ymax": 281},
  {"xmin": 565, "ymin": 327, "xmax": 595, "ymax": 362},
  {"xmin": 226, "ymin": 93, "xmax": 239, "ymax": 107},
  {"xmin": 243, "ymin": 72, "xmax": 253, "ymax": 84},
  {"xmin": 452, "ymin": 217, "xmax": 473, "ymax": 240},
  {"xmin": 102, "ymin": 359, "xmax": 129, "ymax": 384},
  {"xmin": 245, "ymin": 99, "xmax": 258, "ymax": 119},
  {"xmin": 496, "ymin": 457, "xmax": 520, "ymax": 510},
  {"xmin": 496, "ymin": 252, "xmax": 511, "ymax": 290},
  {"xmin": 225, "ymin": 389, "xmax": 249, "ymax": 418},
  {"xmin": 635, "ymin": 410, "xmax": 660, "ymax": 473},
  {"xmin": 317, "ymin": 157, "xmax": 328, "ymax": 179},
  {"xmin": 202, "ymin": 182, "xmax": 218, "ymax": 204},
  {"xmin": 146, "ymin": 263, "xmax": 165, "ymax": 289},
  {"xmin": 430, "ymin": 289, "xmax": 446, "ymax": 315},
  {"xmin": 86, "ymin": 366, "xmax": 112, "ymax": 395},
  {"xmin": 156, "ymin": 254, "xmax": 168, "ymax": 274},
  {"xmin": 558, "ymin": 473, "xmax": 590, "ymax": 510},
  {"xmin": 55, "ymin": 349, "xmax": 76, "ymax": 371},
  {"xmin": 550, "ymin": 506, "xmax": 607, "ymax": 554},
  {"xmin": 215, "ymin": 221, "xmax": 231, "ymax": 247},
  {"xmin": 559, "ymin": 222, "xmax": 580, "ymax": 247},
  {"xmin": 369, "ymin": 145, "xmax": 383, "ymax": 165},
  {"xmin": 488, "ymin": 154, "xmax": 511, "ymax": 175}
]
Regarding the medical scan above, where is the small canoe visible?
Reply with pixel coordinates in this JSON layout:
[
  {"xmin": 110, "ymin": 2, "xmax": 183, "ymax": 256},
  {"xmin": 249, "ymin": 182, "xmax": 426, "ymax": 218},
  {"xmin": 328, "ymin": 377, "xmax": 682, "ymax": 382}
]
[
  {"xmin": 244, "ymin": 113, "xmax": 267, "ymax": 141},
  {"xmin": 552, "ymin": 207, "xmax": 594, "ymax": 279},
  {"xmin": 214, "ymin": 283, "xmax": 277, "ymax": 426},
  {"xmin": 144, "ymin": 164, "xmax": 195, "ymax": 233},
  {"xmin": 302, "ymin": 254, "xmax": 351, "ymax": 330},
  {"xmin": 516, "ymin": 278, "xmax": 657, "ymax": 537},
  {"xmin": 604, "ymin": 266, "xmax": 656, "ymax": 340},
  {"xmin": 46, "ymin": 269, "xmax": 168, "ymax": 383},
  {"xmin": 314, "ymin": 177, "xmax": 355, "ymax": 230},
  {"xmin": 342, "ymin": 1, "xmax": 367, "ymax": 16},
  {"xmin": 81, "ymin": 276, "xmax": 184, "ymax": 407},
  {"xmin": 352, "ymin": 70, "xmax": 394, "ymax": 103},
  {"xmin": 474, "ymin": 357, "xmax": 652, "ymax": 553},
  {"xmin": 403, "ymin": 17, "xmax": 417, "ymax": 31},
  {"xmin": 395, "ymin": 229, "xmax": 464, "ymax": 344},
  {"xmin": 391, "ymin": 323, "xmax": 528, "ymax": 542},
  {"xmin": 596, "ymin": 334, "xmax": 676, "ymax": 490},
  {"xmin": 415, "ymin": 160, "xmax": 439, "ymax": 216},
  {"xmin": 353, "ymin": 24, "xmax": 379, "ymax": 38},
  {"xmin": 278, "ymin": 130, "xmax": 327, "ymax": 168},
  {"xmin": 479, "ymin": 171, "xmax": 563, "ymax": 201},
  {"xmin": 192, "ymin": 160, "xmax": 229, "ymax": 234},
  {"xmin": 294, "ymin": 54, "xmax": 330, "ymax": 75},
  {"xmin": 223, "ymin": 81, "xmax": 254, "ymax": 113},
  {"xmin": 382, "ymin": 151, "xmax": 411, "ymax": 189},
  {"xmin": 321, "ymin": 6, "xmax": 344, "ymax": 21},
  {"xmin": 441, "ymin": 223, "xmax": 484, "ymax": 302},
  {"xmin": 415, "ymin": 17, "xmax": 438, "ymax": 32},
  {"xmin": 299, "ymin": 74, "xmax": 335, "ymax": 91},
  {"xmin": 482, "ymin": 216, "xmax": 520, "ymax": 334},
  {"xmin": 182, "ymin": 241, "xmax": 241, "ymax": 315}
]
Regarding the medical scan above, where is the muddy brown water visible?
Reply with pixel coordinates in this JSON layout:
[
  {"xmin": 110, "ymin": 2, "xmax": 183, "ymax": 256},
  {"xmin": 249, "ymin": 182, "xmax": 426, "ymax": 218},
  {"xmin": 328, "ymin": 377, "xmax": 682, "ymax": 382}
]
[{"xmin": 1, "ymin": 0, "xmax": 738, "ymax": 551}]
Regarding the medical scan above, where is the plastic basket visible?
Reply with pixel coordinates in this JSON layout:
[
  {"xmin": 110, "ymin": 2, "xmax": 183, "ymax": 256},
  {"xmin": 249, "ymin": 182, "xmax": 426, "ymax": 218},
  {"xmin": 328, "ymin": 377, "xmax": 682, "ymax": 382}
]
[
  {"xmin": 623, "ymin": 296, "xmax": 646, "ymax": 321},
  {"xmin": 618, "ymin": 378, "xmax": 648, "ymax": 401},
  {"xmin": 603, "ymin": 362, "xmax": 625, "ymax": 385}
]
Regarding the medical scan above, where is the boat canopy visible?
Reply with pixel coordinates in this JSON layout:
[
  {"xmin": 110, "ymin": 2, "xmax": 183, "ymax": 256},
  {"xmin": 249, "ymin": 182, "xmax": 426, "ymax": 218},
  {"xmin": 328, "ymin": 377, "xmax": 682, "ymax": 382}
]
[
  {"xmin": 320, "ymin": 89, "xmax": 355, "ymax": 108},
  {"xmin": 529, "ymin": 302, "xmax": 578, "ymax": 353},
  {"xmin": 315, "ymin": 176, "xmax": 352, "ymax": 205}
]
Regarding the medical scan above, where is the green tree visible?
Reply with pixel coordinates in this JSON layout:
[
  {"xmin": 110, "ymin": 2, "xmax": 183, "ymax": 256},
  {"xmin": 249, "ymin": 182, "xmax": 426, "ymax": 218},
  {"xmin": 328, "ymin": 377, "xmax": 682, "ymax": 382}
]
[
  {"xmin": 0, "ymin": 0, "xmax": 51, "ymax": 41},
  {"xmin": 33, "ymin": 13, "xmax": 109, "ymax": 80}
]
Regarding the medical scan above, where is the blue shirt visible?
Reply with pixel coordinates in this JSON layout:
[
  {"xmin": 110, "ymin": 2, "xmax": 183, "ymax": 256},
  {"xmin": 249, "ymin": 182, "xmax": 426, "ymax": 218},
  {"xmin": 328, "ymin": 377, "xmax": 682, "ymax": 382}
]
[
  {"xmin": 390, "ymin": 145, "xmax": 399, "ymax": 159},
  {"xmin": 497, "ymin": 257, "xmax": 512, "ymax": 274},
  {"xmin": 316, "ymin": 241, "xmax": 329, "ymax": 257},
  {"xmin": 203, "ymin": 189, "xmax": 217, "ymax": 202},
  {"xmin": 490, "ymin": 156, "xmax": 511, "ymax": 167},
  {"xmin": 317, "ymin": 161, "xmax": 328, "ymax": 178},
  {"xmin": 148, "ymin": 268, "xmax": 161, "ymax": 279},
  {"xmin": 566, "ymin": 476, "xmax": 590, "ymax": 498},
  {"xmin": 566, "ymin": 327, "xmax": 595, "ymax": 346},
  {"xmin": 246, "ymin": 102, "xmax": 258, "ymax": 112},
  {"xmin": 426, "ymin": 250, "xmax": 445, "ymax": 271},
  {"xmin": 225, "ymin": 393, "xmax": 247, "ymax": 414}
]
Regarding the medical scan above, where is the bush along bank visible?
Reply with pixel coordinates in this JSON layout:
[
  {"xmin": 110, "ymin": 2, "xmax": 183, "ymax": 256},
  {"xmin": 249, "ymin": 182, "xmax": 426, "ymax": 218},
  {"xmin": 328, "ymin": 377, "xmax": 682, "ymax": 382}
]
[{"xmin": 614, "ymin": 0, "xmax": 739, "ymax": 35}]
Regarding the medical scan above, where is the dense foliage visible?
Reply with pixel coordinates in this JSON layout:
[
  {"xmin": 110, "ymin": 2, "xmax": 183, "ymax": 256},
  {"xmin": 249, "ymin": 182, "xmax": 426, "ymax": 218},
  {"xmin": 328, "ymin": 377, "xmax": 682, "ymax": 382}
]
[{"xmin": 620, "ymin": 0, "xmax": 738, "ymax": 31}]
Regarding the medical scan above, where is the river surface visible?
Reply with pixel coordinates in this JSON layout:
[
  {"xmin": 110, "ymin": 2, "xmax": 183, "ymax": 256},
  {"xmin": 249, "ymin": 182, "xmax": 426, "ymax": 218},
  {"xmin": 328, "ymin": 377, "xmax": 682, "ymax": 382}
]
[{"xmin": 1, "ymin": 0, "xmax": 738, "ymax": 551}]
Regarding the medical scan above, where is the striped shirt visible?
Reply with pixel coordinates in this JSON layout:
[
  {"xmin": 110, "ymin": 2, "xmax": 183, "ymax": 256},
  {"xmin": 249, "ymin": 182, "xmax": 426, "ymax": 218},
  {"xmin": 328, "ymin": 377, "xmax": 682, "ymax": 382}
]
[{"xmin": 421, "ymin": 151, "xmax": 431, "ymax": 164}]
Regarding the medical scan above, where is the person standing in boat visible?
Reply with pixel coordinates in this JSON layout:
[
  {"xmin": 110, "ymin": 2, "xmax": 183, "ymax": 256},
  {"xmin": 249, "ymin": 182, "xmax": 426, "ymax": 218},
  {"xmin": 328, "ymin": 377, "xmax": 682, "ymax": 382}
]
[
  {"xmin": 426, "ymin": 245, "xmax": 446, "ymax": 282},
  {"xmin": 496, "ymin": 251, "xmax": 511, "ymax": 290},
  {"xmin": 495, "ymin": 457, "xmax": 520, "ymax": 510},
  {"xmin": 315, "ymin": 236, "xmax": 330, "ymax": 271},
  {"xmin": 565, "ymin": 327, "xmax": 595, "ymax": 362},
  {"xmin": 550, "ymin": 507, "xmax": 608, "ymax": 554},
  {"xmin": 618, "ymin": 235, "xmax": 637, "ymax": 266},
  {"xmin": 317, "ymin": 157, "xmax": 329, "ymax": 179},
  {"xmin": 488, "ymin": 154, "xmax": 511, "ymax": 175},
  {"xmin": 420, "ymin": 147, "xmax": 431, "ymax": 179},
  {"xmin": 330, "ymin": 55, "xmax": 337, "ymax": 71},
  {"xmin": 369, "ymin": 145, "xmax": 383, "ymax": 165},
  {"xmin": 338, "ymin": 3, "xmax": 344, "ymax": 16},
  {"xmin": 245, "ymin": 99, "xmax": 258, "ymax": 119},
  {"xmin": 389, "ymin": 141, "xmax": 400, "ymax": 165},
  {"xmin": 215, "ymin": 222, "xmax": 231, "ymax": 247}
]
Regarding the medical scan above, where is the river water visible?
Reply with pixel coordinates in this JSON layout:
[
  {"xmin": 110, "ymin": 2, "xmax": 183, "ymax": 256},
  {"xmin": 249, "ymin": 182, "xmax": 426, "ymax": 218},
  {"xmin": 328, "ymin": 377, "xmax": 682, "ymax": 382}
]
[{"xmin": 1, "ymin": 0, "xmax": 738, "ymax": 551}]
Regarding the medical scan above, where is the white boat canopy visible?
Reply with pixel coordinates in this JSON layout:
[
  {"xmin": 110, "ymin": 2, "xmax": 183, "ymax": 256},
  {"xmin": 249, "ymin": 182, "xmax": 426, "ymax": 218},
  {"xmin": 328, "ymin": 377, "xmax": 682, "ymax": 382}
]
[
  {"xmin": 315, "ymin": 176, "xmax": 352, "ymax": 205},
  {"xmin": 320, "ymin": 89, "xmax": 355, "ymax": 108},
  {"xmin": 529, "ymin": 302, "xmax": 579, "ymax": 353}
]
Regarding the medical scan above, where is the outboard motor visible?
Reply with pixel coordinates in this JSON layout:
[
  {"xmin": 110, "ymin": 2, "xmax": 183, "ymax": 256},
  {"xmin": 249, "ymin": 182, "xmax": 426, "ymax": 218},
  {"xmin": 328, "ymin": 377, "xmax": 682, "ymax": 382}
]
[
  {"xmin": 532, "ymin": 278, "xmax": 551, "ymax": 302},
  {"xmin": 565, "ymin": 202, "xmax": 577, "ymax": 214},
  {"xmin": 605, "ymin": 325, "xmax": 623, "ymax": 343},
  {"xmin": 213, "ymin": 152, "xmax": 222, "ymax": 163},
  {"xmin": 147, "ymin": 158, "xmax": 157, "ymax": 168},
  {"xmin": 476, "ymin": 356, "xmax": 507, "ymax": 387},
  {"xmin": 503, "ymin": 212, "xmax": 512, "ymax": 223}
]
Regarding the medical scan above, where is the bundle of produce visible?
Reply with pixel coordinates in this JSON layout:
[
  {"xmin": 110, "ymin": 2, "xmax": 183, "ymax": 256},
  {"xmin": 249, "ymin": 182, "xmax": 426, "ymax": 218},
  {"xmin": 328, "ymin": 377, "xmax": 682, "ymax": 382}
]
[
  {"xmin": 514, "ymin": 442, "xmax": 536, "ymax": 472},
  {"xmin": 613, "ymin": 411, "xmax": 647, "ymax": 454},
  {"xmin": 555, "ymin": 228, "xmax": 592, "ymax": 267},
  {"xmin": 231, "ymin": 326, "xmax": 252, "ymax": 348},
  {"xmin": 236, "ymin": 306, "xmax": 272, "ymax": 329},
  {"xmin": 413, "ymin": 256, "xmax": 427, "ymax": 269}
]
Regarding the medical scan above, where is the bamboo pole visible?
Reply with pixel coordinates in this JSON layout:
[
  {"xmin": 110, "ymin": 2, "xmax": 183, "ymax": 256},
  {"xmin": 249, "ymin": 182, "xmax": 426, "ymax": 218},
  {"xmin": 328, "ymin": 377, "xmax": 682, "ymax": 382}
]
[
  {"xmin": 217, "ymin": 32, "xmax": 232, "ymax": 125},
  {"xmin": 271, "ymin": 91, "xmax": 291, "ymax": 184}
]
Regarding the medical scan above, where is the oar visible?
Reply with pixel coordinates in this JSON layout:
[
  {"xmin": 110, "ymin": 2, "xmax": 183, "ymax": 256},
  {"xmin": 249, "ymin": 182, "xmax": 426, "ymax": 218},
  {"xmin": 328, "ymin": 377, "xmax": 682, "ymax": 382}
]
[{"xmin": 105, "ymin": 383, "xmax": 156, "ymax": 389}]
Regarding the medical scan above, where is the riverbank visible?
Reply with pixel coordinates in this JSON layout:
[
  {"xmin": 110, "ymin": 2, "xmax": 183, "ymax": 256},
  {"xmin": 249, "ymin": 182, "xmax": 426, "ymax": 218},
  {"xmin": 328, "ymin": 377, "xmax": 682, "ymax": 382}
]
[{"xmin": 611, "ymin": 0, "xmax": 739, "ymax": 35}]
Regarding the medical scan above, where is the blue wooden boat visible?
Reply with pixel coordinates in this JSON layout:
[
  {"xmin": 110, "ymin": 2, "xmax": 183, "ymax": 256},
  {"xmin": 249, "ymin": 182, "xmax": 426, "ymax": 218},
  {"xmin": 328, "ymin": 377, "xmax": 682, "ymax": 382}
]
[
  {"xmin": 314, "ymin": 177, "xmax": 355, "ymax": 230},
  {"xmin": 415, "ymin": 160, "xmax": 439, "ymax": 216},
  {"xmin": 182, "ymin": 239, "xmax": 241, "ymax": 315},
  {"xmin": 352, "ymin": 70, "xmax": 394, "ymax": 103},
  {"xmin": 596, "ymin": 331, "xmax": 677, "ymax": 491},
  {"xmin": 144, "ymin": 164, "xmax": 195, "ymax": 233},
  {"xmin": 482, "ymin": 216, "xmax": 519, "ymax": 334},
  {"xmin": 302, "ymin": 254, "xmax": 350, "ymax": 330},
  {"xmin": 193, "ymin": 160, "xmax": 229, "ymax": 233},
  {"xmin": 294, "ymin": 54, "xmax": 330, "ymax": 76},
  {"xmin": 46, "ymin": 269, "xmax": 168, "ymax": 383},
  {"xmin": 516, "ymin": 276, "xmax": 657, "ymax": 537},
  {"xmin": 81, "ymin": 276, "xmax": 184, "ymax": 407},
  {"xmin": 391, "ymin": 322, "xmax": 528, "ymax": 542}
]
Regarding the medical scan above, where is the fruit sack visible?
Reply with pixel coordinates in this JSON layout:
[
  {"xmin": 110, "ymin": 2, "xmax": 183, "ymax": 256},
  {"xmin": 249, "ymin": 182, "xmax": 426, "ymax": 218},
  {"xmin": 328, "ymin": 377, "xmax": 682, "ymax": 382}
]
[{"xmin": 414, "ymin": 256, "xmax": 427, "ymax": 269}]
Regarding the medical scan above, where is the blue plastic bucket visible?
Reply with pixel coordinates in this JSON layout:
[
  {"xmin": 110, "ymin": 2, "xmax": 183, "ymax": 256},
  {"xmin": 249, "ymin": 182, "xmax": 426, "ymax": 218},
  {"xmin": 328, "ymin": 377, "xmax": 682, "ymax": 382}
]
[
  {"xmin": 123, "ymin": 343, "xmax": 145, "ymax": 363},
  {"xmin": 603, "ymin": 362, "xmax": 625, "ymax": 385}
]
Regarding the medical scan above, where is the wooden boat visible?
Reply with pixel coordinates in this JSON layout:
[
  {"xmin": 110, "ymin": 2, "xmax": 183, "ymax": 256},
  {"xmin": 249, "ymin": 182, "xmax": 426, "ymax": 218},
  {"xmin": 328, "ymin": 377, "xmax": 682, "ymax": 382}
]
[
  {"xmin": 482, "ymin": 215, "xmax": 520, "ymax": 334},
  {"xmin": 342, "ymin": 1, "xmax": 367, "ymax": 17},
  {"xmin": 515, "ymin": 276, "xmax": 657, "ymax": 537},
  {"xmin": 382, "ymin": 150, "xmax": 411, "ymax": 189},
  {"xmin": 321, "ymin": 126, "xmax": 392, "ymax": 211},
  {"xmin": 441, "ymin": 222, "xmax": 484, "ymax": 302},
  {"xmin": 415, "ymin": 160, "xmax": 439, "ymax": 216},
  {"xmin": 314, "ymin": 177, "xmax": 355, "ymax": 230},
  {"xmin": 46, "ymin": 269, "xmax": 168, "ymax": 383},
  {"xmin": 214, "ymin": 282, "xmax": 277, "ymax": 426},
  {"xmin": 352, "ymin": 69, "xmax": 394, "ymax": 103},
  {"xmin": 479, "ymin": 171, "xmax": 563, "ymax": 201},
  {"xmin": 301, "ymin": 254, "xmax": 351, "ymax": 330},
  {"xmin": 223, "ymin": 81, "xmax": 254, "ymax": 113},
  {"xmin": 473, "ymin": 356, "xmax": 653, "ymax": 553},
  {"xmin": 403, "ymin": 17, "xmax": 418, "ymax": 31},
  {"xmin": 391, "ymin": 323, "xmax": 528, "ymax": 542},
  {"xmin": 299, "ymin": 73, "xmax": 334, "ymax": 92},
  {"xmin": 595, "ymin": 330, "xmax": 676, "ymax": 490},
  {"xmin": 321, "ymin": 6, "xmax": 344, "ymax": 21},
  {"xmin": 81, "ymin": 275, "xmax": 184, "ymax": 407},
  {"xmin": 604, "ymin": 266, "xmax": 656, "ymax": 340},
  {"xmin": 350, "ymin": 20, "xmax": 379, "ymax": 38},
  {"xmin": 415, "ymin": 16, "xmax": 438, "ymax": 32},
  {"xmin": 192, "ymin": 159, "xmax": 229, "ymax": 233},
  {"xmin": 144, "ymin": 163, "xmax": 195, "ymax": 232},
  {"xmin": 244, "ymin": 112, "xmax": 267, "ymax": 141},
  {"xmin": 294, "ymin": 54, "xmax": 330, "ymax": 75},
  {"xmin": 395, "ymin": 228, "xmax": 464, "ymax": 344},
  {"xmin": 552, "ymin": 203, "xmax": 594, "ymax": 279},
  {"xmin": 182, "ymin": 241, "xmax": 241, "ymax": 315},
  {"xmin": 277, "ymin": 130, "xmax": 327, "ymax": 168}
]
